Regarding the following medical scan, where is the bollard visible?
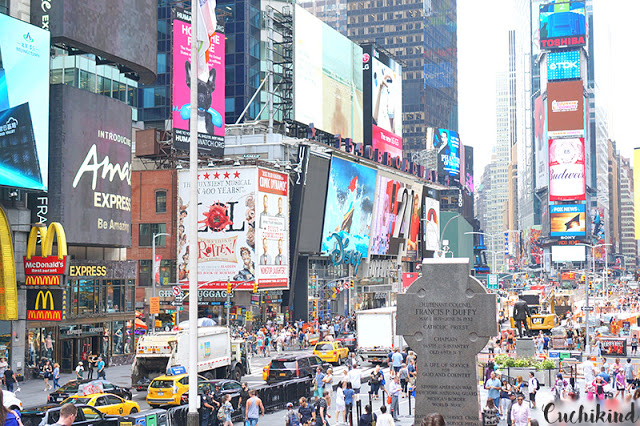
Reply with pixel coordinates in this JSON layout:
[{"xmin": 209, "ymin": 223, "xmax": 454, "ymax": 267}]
[
  {"xmin": 356, "ymin": 399, "xmax": 362, "ymax": 419},
  {"xmin": 369, "ymin": 391, "xmax": 372, "ymax": 407},
  {"xmin": 408, "ymin": 387, "xmax": 412, "ymax": 416}
]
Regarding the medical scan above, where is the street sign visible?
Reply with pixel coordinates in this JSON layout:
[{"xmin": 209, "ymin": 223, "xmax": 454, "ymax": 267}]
[
  {"xmin": 224, "ymin": 301, "xmax": 232, "ymax": 308},
  {"xmin": 581, "ymin": 306, "xmax": 594, "ymax": 312},
  {"xmin": 150, "ymin": 297, "xmax": 160, "ymax": 314},
  {"xmin": 172, "ymin": 286, "xmax": 181, "ymax": 296},
  {"xmin": 171, "ymin": 300, "xmax": 183, "ymax": 307},
  {"xmin": 488, "ymin": 274, "xmax": 499, "ymax": 290},
  {"xmin": 246, "ymin": 311, "xmax": 253, "ymax": 321}
]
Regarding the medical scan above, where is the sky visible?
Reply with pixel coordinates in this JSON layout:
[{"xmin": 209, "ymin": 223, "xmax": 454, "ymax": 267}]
[{"xmin": 457, "ymin": 0, "xmax": 640, "ymax": 181}]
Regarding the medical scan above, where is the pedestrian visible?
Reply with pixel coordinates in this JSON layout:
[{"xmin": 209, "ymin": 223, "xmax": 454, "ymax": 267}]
[
  {"xmin": 312, "ymin": 390, "xmax": 330, "ymax": 426},
  {"xmin": 42, "ymin": 360, "xmax": 53, "ymax": 391},
  {"xmin": 313, "ymin": 367, "xmax": 325, "ymax": 402},
  {"xmin": 527, "ymin": 371, "xmax": 538, "ymax": 408},
  {"xmin": 499, "ymin": 379, "xmax": 511, "ymax": 415},
  {"xmin": 614, "ymin": 368, "xmax": 626, "ymax": 399},
  {"xmin": 245, "ymin": 389, "xmax": 264, "ymax": 426},
  {"xmin": 624, "ymin": 358, "xmax": 635, "ymax": 393},
  {"xmin": 505, "ymin": 392, "xmax": 516, "ymax": 426},
  {"xmin": 484, "ymin": 361, "xmax": 495, "ymax": 384},
  {"xmin": 239, "ymin": 382, "xmax": 250, "ymax": 419},
  {"xmin": 347, "ymin": 365, "xmax": 362, "ymax": 398},
  {"xmin": 513, "ymin": 375, "xmax": 524, "ymax": 395},
  {"xmin": 298, "ymin": 397, "xmax": 313, "ymax": 426},
  {"xmin": 631, "ymin": 336, "xmax": 638, "ymax": 355},
  {"xmin": 376, "ymin": 405, "xmax": 394, "ymax": 426},
  {"xmin": 0, "ymin": 358, "xmax": 7, "ymax": 388},
  {"xmin": 200, "ymin": 386, "xmax": 215, "ymax": 426},
  {"xmin": 221, "ymin": 394, "xmax": 234, "ymax": 426},
  {"xmin": 75, "ymin": 362, "xmax": 84, "ymax": 380},
  {"xmin": 335, "ymin": 381, "xmax": 345, "ymax": 425},
  {"xmin": 96, "ymin": 356, "xmax": 106, "ymax": 379},
  {"xmin": 552, "ymin": 374, "xmax": 568, "ymax": 400},
  {"xmin": 398, "ymin": 363, "xmax": 409, "ymax": 397},
  {"xmin": 510, "ymin": 394, "xmax": 530, "ymax": 426},
  {"xmin": 286, "ymin": 402, "xmax": 301, "ymax": 426},
  {"xmin": 482, "ymin": 398, "xmax": 499, "ymax": 425},
  {"xmin": 323, "ymin": 368, "xmax": 333, "ymax": 409},
  {"xmin": 343, "ymin": 382, "xmax": 355, "ymax": 426},
  {"xmin": 3, "ymin": 367, "xmax": 16, "ymax": 393},
  {"xmin": 52, "ymin": 363, "xmax": 61, "ymax": 390},
  {"xmin": 387, "ymin": 375, "xmax": 401, "ymax": 421},
  {"xmin": 87, "ymin": 353, "xmax": 95, "ymax": 380},
  {"xmin": 485, "ymin": 371, "xmax": 501, "ymax": 407},
  {"xmin": 359, "ymin": 404, "xmax": 376, "ymax": 426},
  {"xmin": 582, "ymin": 358, "xmax": 595, "ymax": 393},
  {"xmin": 391, "ymin": 348, "xmax": 403, "ymax": 377},
  {"xmin": 369, "ymin": 365, "xmax": 383, "ymax": 400},
  {"xmin": 47, "ymin": 402, "xmax": 77, "ymax": 426}
]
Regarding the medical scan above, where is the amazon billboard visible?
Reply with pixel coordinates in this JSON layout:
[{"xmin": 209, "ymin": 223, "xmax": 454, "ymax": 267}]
[{"xmin": 48, "ymin": 85, "xmax": 132, "ymax": 247}]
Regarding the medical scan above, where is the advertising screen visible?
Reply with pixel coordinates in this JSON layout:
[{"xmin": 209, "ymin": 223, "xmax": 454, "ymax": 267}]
[
  {"xmin": 362, "ymin": 46, "xmax": 403, "ymax": 158},
  {"xmin": 172, "ymin": 9, "xmax": 225, "ymax": 156},
  {"xmin": 547, "ymin": 80, "xmax": 584, "ymax": 138},
  {"xmin": 48, "ymin": 85, "xmax": 132, "ymax": 247},
  {"xmin": 256, "ymin": 168, "xmax": 289, "ymax": 289},
  {"xmin": 550, "ymin": 204, "xmax": 586, "ymax": 237},
  {"xmin": 30, "ymin": 0, "xmax": 157, "ymax": 84},
  {"xmin": 320, "ymin": 157, "xmax": 376, "ymax": 258},
  {"xmin": 539, "ymin": 1, "xmax": 586, "ymax": 50},
  {"xmin": 294, "ymin": 6, "xmax": 363, "ymax": 142},
  {"xmin": 463, "ymin": 146, "xmax": 474, "ymax": 195},
  {"xmin": 548, "ymin": 137, "xmax": 585, "ymax": 201},
  {"xmin": 534, "ymin": 95, "xmax": 547, "ymax": 190},
  {"xmin": 591, "ymin": 207, "xmax": 606, "ymax": 262},
  {"xmin": 547, "ymin": 50, "xmax": 581, "ymax": 81},
  {"xmin": 0, "ymin": 14, "xmax": 50, "ymax": 191},
  {"xmin": 423, "ymin": 196, "xmax": 440, "ymax": 252},
  {"xmin": 432, "ymin": 128, "xmax": 461, "ymax": 181},
  {"xmin": 551, "ymin": 245, "xmax": 586, "ymax": 262}
]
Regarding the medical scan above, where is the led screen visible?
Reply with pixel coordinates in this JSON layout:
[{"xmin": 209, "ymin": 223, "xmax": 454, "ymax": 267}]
[
  {"xmin": 0, "ymin": 14, "xmax": 50, "ymax": 191},
  {"xmin": 294, "ymin": 6, "xmax": 363, "ymax": 142},
  {"xmin": 547, "ymin": 50, "xmax": 580, "ymax": 81},
  {"xmin": 550, "ymin": 204, "xmax": 586, "ymax": 237},
  {"xmin": 548, "ymin": 137, "xmax": 585, "ymax": 201},
  {"xmin": 540, "ymin": 1, "xmax": 586, "ymax": 50},
  {"xmin": 432, "ymin": 128, "xmax": 460, "ymax": 181},
  {"xmin": 547, "ymin": 80, "xmax": 584, "ymax": 138},
  {"xmin": 551, "ymin": 245, "xmax": 586, "ymax": 262}
]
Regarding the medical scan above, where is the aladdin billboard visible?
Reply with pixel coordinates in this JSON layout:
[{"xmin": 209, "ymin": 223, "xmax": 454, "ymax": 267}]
[
  {"xmin": 172, "ymin": 8, "xmax": 225, "ymax": 155},
  {"xmin": 548, "ymin": 137, "xmax": 585, "ymax": 201},
  {"xmin": 547, "ymin": 80, "xmax": 584, "ymax": 138},
  {"xmin": 539, "ymin": 1, "xmax": 586, "ymax": 50}
]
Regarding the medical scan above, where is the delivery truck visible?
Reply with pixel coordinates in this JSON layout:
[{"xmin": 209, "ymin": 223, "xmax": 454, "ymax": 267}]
[{"xmin": 356, "ymin": 307, "xmax": 405, "ymax": 364}]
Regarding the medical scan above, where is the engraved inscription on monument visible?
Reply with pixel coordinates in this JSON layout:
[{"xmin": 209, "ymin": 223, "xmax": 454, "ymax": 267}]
[{"xmin": 397, "ymin": 259, "xmax": 497, "ymax": 426}]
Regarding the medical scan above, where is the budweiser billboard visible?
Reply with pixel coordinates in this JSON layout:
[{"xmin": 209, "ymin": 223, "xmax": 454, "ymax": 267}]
[
  {"xmin": 548, "ymin": 138, "xmax": 586, "ymax": 201},
  {"xmin": 547, "ymin": 80, "xmax": 584, "ymax": 137}
]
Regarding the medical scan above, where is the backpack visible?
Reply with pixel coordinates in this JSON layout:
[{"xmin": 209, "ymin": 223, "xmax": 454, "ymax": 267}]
[
  {"xmin": 535, "ymin": 378, "xmax": 540, "ymax": 391},
  {"xmin": 217, "ymin": 406, "xmax": 226, "ymax": 421},
  {"xmin": 288, "ymin": 410, "xmax": 301, "ymax": 426}
]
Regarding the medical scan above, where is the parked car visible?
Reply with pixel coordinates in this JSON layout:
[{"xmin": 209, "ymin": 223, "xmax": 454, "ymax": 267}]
[
  {"xmin": 180, "ymin": 379, "xmax": 244, "ymax": 420},
  {"xmin": 21, "ymin": 404, "xmax": 119, "ymax": 426},
  {"xmin": 48, "ymin": 379, "xmax": 132, "ymax": 403},
  {"xmin": 265, "ymin": 354, "xmax": 328, "ymax": 384},
  {"xmin": 334, "ymin": 333, "xmax": 357, "ymax": 352},
  {"xmin": 313, "ymin": 341, "xmax": 349, "ymax": 365},
  {"xmin": 62, "ymin": 393, "xmax": 140, "ymax": 416},
  {"xmin": 147, "ymin": 373, "xmax": 208, "ymax": 408}
]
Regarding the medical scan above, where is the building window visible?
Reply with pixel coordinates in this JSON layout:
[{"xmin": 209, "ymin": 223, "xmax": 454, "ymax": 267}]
[
  {"xmin": 73, "ymin": 279, "xmax": 98, "ymax": 315},
  {"xmin": 139, "ymin": 223, "xmax": 167, "ymax": 247},
  {"xmin": 156, "ymin": 190, "xmax": 167, "ymax": 213},
  {"xmin": 0, "ymin": 0, "xmax": 8, "ymax": 14},
  {"xmin": 139, "ymin": 260, "xmax": 152, "ymax": 287}
]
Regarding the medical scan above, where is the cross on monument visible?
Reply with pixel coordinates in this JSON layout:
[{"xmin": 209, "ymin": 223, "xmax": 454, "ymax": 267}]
[{"xmin": 397, "ymin": 258, "xmax": 496, "ymax": 426}]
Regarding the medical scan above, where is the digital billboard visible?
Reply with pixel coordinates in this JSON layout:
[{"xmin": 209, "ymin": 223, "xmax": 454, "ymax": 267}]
[
  {"xmin": 463, "ymin": 146, "xmax": 474, "ymax": 195},
  {"xmin": 547, "ymin": 80, "xmax": 584, "ymax": 137},
  {"xmin": 547, "ymin": 50, "xmax": 580, "ymax": 81},
  {"xmin": 550, "ymin": 204, "xmax": 585, "ymax": 237},
  {"xmin": 172, "ymin": 9, "xmax": 225, "ymax": 156},
  {"xmin": 362, "ymin": 46, "xmax": 402, "ymax": 158},
  {"xmin": 320, "ymin": 157, "xmax": 376, "ymax": 258},
  {"xmin": 539, "ymin": 1, "xmax": 586, "ymax": 50},
  {"xmin": 534, "ymin": 95, "xmax": 547, "ymax": 190},
  {"xmin": 432, "ymin": 128, "xmax": 460, "ymax": 181},
  {"xmin": 294, "ymin": 6, "xmax": 363, "ymax": 142},
  {"xmin": 256, "ymin": 168, "xmax": 289, "ymax": 289},
  {"xmin": 548, "ymin": 137, "xmax": 585, "ymax": 201},
  {"xmin": 423, "ymin": 196, "xmax": 440, "ymax": 252},
  {"xmin": 0, "ymin": 14, "xmax": 50, "ymax": 191},
  {"xmin": 551, "ymin": 245, "xmax": 585, "ymax": 263},
  {"xmin": 48, "ymin": 84, "xmax": 132, "ymax": 247},
  {"xmin": 591, "ymin": 207, "xmax": 606, "ymax": 262}
]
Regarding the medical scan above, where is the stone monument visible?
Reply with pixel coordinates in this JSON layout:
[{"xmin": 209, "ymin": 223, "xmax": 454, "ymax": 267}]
[{"xmin": 397, "ymin": 259, "xmax": 497, "ymax": 426}]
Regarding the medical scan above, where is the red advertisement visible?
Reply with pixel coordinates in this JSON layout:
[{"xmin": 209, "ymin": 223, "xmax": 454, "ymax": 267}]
[
  {"xmin": 23, "ymin": 256, "xmax": 67, "ymax": 275},
  {"xmin": 600, "ymin": 338, "xmax": 626, "ymax": 356},
  {"xmin": 548, "ymin": 138, "xmax": 586, "ymax": 201},
  {"xmin": 402, "ymin": 272, "xmax": 419, "ymax": 293},
  {"xmin": 372, "ymin": 125, "xmax": 403, "ymax": 159}
]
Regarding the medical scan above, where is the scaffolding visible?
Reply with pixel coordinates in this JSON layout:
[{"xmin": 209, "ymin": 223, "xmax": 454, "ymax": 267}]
[{"xmin": 266, "ymin": 5, "xmax": 294, "ymax": 124}]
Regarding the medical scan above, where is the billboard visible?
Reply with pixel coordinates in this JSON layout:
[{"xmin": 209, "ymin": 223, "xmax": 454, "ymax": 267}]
[
  {"xmin": 547, "ymin": 80, "xmax": 584, "ymax": 137},
  {"xmin": 534, "ymin": 95, "xmax": 547, "ymax": 190},
  {"xmin": 362, "ymin": 46, "xmax": 403, "ymax": 158},
  {"xmin": 423, "ymin": 196, "xmax": 440, "ymax": 252},
  {"xmin": 172, "ymin": 9, "xmax": 225, "ymax": 156},
  {"xmin": 30, "ymin": 0, "xmax": 157, "ymax": 84},
  {"xmin": 26, "ymin": 289, "xmax": 64, "ymax": 321},
  {"xmin": 547, "ymin": 50, "xmax": 581, "ymax": 81},
  {"xmin": 294, "ymin": 6, "xmax": 363, "ymax": 142},
  {"xmin": 48, "ymin": 84, "xmax": 132, "ymax": 246},
  {"xmin": 539, "ymin": 1, "xmax": 586, "ymax": 50},
  {"xmin": 320, "ymin": 157, "xmax": 376, "ymax": 258},
  {"xmin": 551, "ymin": 245, "xmax": 586, "ymax": 263},
  {"xmin": 635, "ymin": 149, "xmax": 640, "ymax": 238},
  {"xmin": 550, "ymin": 204, "xmax": 586, "ymax": 237},
  {"xmin": 256, "ymin": 169, "xmax": 289, "ymax": 289},
  {"xmin": 591, "ymin": 207, "xmax": 606, "ymax": 262},
  {"xmin": 548, "ymin": 137, "xmax": 585, "ymax": 201},
  {"xmin": 463, "ymin": 146, "xmax": 474, "ymax": 195},
  {"xmin": 0, "ymin": 14, "xmax": 50, "ymax": 191},
  {"xmin": 432, "ymin": 128, "xmax": 460, "ymax": 182}
]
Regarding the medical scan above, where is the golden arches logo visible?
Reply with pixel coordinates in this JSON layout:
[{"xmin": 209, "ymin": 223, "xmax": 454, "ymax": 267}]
[
  {"xmin": 26, "ymin": 222, "xmax": 67, "ymax": 260},
  {"xmin": 25, "ymin": 276, "xmax": 60, "ymax": 286},
  {"xmin": 35, "ymin": 290, "xmax": 55, "ymax": 310}
]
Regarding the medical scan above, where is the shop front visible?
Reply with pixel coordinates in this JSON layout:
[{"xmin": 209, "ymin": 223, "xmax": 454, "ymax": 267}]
[
  {"xmin": 307, "ymin": 257, "xmax": 350, "ymax": 321},
  {"xmin": 158, "ymin": 288, "xmax": 254, "ymax": 327}
]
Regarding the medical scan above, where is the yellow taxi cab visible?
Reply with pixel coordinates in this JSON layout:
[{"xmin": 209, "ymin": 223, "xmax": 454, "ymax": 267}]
[
  {"xmin": 313, "ymin": 341, "xmax": 349, "ymax": 365},
  {"xmin": 147, "ymin": 373, "xmax": 207, "ymax": 408},
  {"xmin": 62, "ymin": 393, "xmax": 140, "ymax": 416}
]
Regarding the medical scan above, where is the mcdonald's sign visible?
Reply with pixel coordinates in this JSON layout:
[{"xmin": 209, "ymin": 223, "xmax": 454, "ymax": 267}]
[
  {"xmin": 0, "ymin": 207, "xmax": 17, "ymax": 320},
  {"xmin": 23, "ymin": 223, "xmax": 67, "ymax": 275},
  {"xmin": 25, "ymin": 276, "xmax": 61, "ymax": 286},
  {"xmin": 26, "ymin": 289, "xmax": 63, "ymax": 321}
]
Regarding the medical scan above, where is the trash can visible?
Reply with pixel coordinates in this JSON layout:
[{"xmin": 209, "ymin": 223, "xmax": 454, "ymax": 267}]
[{"xmin": 119, "ymin": 408, "xmax": 168, "ymax": 426}]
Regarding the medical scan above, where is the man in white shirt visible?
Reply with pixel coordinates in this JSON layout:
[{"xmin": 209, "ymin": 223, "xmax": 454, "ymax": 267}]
[
  {"xmin": 510, "ymin": 394, "xmax": 530, "ymax": 426},
  {"xmin": 376, "ymin": 404, "xmax": 394, "ymax": 426},
  {"xmin": 348, "ymin": 365, "xmax": 362, "ymax": 396},
  {"xmin": 387, "ymin": 376, "xmax": 402, "ymax": 421},
  {"xmin": 527, "ymin": 371, "xmax": 538, "ymax": 408}
]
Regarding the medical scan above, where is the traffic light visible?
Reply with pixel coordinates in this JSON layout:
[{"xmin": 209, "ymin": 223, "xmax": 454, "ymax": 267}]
[
  {"xmin": 227, "ymin": 281, "xmax": 232, "ymax": 294},
  {"xmin": 171, "ymin": 313, "xmax": 176, "ymax": 325},
  {"xmin": 252, "ymin": 282, "xmax": 258, "ymax": 293},
  {"xmin": 580, "ymin": 274, "xmax": 586, "ymax": 283},
  {"xmin": 589, "ymin": 281, "xmax": 593, "ymax": 291},
  {"xmin": 350, "ymin": 280, "xmax": 355, "ymax": 290}
]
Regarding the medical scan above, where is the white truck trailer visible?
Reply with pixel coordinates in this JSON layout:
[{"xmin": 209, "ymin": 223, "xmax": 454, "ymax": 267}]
[{"xmin": 356, "ymin": 306, "xmax": 405, "ymax": 364}]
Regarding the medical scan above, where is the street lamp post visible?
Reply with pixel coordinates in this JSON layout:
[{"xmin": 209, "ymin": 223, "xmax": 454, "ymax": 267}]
[
  {"xmin": 152, "ymin": 232, "xmax": 170, "ymax": 333},
  {"xmin": 578, "ymin": 243, "xmax": 611, "ymax": 355}
]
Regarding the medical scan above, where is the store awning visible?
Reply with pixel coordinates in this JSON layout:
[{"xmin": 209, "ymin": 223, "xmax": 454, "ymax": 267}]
[
  {"xmin": 135, "ymin": 318, "xmax": 147, "ymax": 330},
  {"xmin": 135, "ymin": 311, "xmax": 144, "ymax": 318}
]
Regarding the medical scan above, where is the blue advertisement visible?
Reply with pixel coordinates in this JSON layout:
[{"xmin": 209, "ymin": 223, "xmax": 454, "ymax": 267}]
[
  {"xmin": 0, "ymin": 14, "xmax": 50, "ymax": 191},
  {"xmin": 547, "ymin": 50, "xmax": 580, "ymax": 81},
  {"xmin": 540, "ymin": 1, "xmax": 586, "ymax": 49},
  {"xmin": 550, "ymin": 204, "xmax": 586, "ymax": 237},
  {"xmin": 321, "ymin": 157, "xmax": 377, "ymax": 259},
  {"xmin": 433, "ymin": 128, "xmax": 460, "ymax": 180}
]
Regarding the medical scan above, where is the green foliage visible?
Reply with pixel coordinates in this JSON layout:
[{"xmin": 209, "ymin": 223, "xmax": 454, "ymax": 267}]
[{"xmin": 492, "ymin": 355, "xmax": 554, "ymax": 370}]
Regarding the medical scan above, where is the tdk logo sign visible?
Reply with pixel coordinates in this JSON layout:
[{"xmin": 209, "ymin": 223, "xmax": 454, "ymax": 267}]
[{"xmin": 548, "ymin": 50, "xmax": 581, "ymax": 81}]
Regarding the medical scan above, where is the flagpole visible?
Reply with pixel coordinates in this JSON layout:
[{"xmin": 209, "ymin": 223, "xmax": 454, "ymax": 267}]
[{"xmin": 187, "ymin": 3, "xmax": 200, "ymax": 426}]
